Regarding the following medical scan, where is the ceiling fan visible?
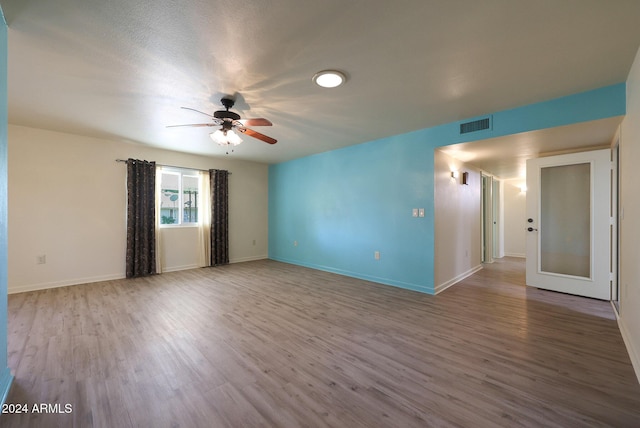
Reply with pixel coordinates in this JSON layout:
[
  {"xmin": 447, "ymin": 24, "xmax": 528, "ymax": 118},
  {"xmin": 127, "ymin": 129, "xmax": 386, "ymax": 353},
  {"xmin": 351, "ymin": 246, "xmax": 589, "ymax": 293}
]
[{"xmin": 167, "ymin": 97, "xmax": 277, "ymax": 146}]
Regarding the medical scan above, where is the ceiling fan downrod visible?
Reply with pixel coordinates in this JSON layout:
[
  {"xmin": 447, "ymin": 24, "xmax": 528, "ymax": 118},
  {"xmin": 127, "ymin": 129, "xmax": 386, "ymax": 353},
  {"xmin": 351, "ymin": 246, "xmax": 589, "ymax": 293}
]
[{"xmin": 220, "ymin": 97, "xmax": 234, "ymax": 110}]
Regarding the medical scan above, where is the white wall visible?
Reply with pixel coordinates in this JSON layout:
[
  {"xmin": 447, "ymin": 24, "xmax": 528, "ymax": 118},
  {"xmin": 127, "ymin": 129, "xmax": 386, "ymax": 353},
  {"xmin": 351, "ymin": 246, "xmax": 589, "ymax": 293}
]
[
  {"xmin": 619, "ymin": 45, "xmax": 640, "ymax": 381},
  {"xmin": 434, "ymin": 150, "xmax": 482, "ymax": 292},
  {"xmin": 503, "ymin": 179, "xmax": 527, "ymax": 257},
  {"xmin": 8, "ymin": 125, "xmax": 269, "ymax": 293}
]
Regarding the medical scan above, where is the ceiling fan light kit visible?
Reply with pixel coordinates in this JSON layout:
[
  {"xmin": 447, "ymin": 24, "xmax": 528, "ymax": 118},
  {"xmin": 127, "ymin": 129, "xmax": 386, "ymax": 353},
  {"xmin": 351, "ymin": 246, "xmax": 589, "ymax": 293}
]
[
  {"xmin": 312, "ymin": 70, "xmax": 346, "ymax": 88},
  {"xmin": 210, "ymin": 129, "xmax": 242, "ymax": 146}
]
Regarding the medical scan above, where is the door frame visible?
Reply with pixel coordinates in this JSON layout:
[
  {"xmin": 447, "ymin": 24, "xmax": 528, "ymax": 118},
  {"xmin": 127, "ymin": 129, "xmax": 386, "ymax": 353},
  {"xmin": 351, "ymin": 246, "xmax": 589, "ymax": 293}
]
[{"xmin": 611, "ymin": 134, "xmax": 621, "ymax": 313}]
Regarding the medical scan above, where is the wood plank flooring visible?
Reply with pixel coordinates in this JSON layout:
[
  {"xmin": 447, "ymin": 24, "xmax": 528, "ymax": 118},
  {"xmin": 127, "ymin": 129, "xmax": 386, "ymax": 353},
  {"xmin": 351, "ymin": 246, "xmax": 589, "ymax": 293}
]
[{"xmin": 3, "ymin": 258, "xmax": 640, "ymax": 427}]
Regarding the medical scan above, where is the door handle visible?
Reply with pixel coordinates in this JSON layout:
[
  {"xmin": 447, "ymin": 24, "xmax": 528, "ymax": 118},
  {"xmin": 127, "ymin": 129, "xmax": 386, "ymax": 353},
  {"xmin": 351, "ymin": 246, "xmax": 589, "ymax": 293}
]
[{"xmin": 527, "ymin": 227, "xmax": 538, "ymax": 232}]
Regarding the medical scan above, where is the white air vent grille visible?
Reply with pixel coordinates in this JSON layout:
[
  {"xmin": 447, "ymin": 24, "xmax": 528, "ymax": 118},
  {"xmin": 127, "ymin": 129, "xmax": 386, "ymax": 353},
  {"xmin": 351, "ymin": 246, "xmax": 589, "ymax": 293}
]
[{"xmin": 460, "ymin": 117, "xmax": 491, "ymax": 134}]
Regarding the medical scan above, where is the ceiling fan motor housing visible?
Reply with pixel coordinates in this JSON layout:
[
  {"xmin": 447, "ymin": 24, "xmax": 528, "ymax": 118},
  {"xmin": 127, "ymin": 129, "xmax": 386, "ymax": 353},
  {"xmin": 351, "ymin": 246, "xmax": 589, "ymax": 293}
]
[
  {"xmin": 215, "ymin": 97, "xmax": 241, "ymax": 121},
  {"xmin": 214, "ymin": 110, "xmax": 241, "ymax": 121}
]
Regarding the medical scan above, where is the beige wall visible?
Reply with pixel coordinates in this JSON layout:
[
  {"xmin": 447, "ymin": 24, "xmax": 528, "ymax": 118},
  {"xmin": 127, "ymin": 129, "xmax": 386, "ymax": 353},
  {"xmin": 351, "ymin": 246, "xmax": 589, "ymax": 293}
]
[
  {"xmin": 502, "ymin": 179, "xmax": 526, "ymax": 258},
  {"xmin": 8, "ymin": 125, "xmax": 269, "ymax": 293},
  {"xmin": 620, "ymin": 45, "xmax": 640, "ymax": 380},
  {"xmin": 434, "ymin": 150, "xmax": 482, "ymax": 292}
]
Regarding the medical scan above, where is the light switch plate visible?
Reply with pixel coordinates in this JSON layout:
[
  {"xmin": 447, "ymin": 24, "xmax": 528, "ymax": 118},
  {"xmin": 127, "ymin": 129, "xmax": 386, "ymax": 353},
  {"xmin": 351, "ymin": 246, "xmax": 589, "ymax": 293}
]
[
  {"xmin": 419, "ymin": 208, "xmax": 425, "ymax": 218},
  {"xmin": 412, "ymin": 208, "xmax": 418, "ymax": 218}
]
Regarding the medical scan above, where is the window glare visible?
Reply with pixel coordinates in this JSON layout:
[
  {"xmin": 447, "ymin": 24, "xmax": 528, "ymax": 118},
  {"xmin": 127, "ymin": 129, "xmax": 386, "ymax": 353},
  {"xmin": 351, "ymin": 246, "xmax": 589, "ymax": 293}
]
[
  {"xmin": 183, "ymin": 175, "xmax": 199, "ymax": 223},
  {"xmin": 160, "ymin": 170, "xmax": 200, "ymax": 226}
]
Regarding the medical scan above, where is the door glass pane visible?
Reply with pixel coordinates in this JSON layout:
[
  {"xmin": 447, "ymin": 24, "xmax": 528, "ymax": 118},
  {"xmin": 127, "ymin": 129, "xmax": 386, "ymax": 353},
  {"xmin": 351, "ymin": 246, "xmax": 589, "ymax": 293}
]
[{"xmin": 540, "ymin": 163, "xmax": 590, "ymax": 278}]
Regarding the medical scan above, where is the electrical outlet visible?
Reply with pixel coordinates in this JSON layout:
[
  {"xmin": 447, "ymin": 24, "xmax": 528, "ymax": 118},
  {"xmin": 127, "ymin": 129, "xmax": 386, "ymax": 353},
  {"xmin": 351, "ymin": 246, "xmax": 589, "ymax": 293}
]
[
  {"xmin": 294, "ymin": 240, "xmax": 298, "ymax": 247},
  {"xmin": 374, "ymin": 251, "xmax": 380, "ymax": 260},
  {"xmin": 37, "ymin": 255, "xmax": 46, "ymax": 264},
  {"xmin": 252, "ymin": 239, "xmax": 256, "ymax": 246},
  {"xmin": 419, "ymin": 208, "xmax": 425, "ymax": 218},
  {"xmin": 412, "ymin": 208, "xmax": 418, "ymax": 217}
]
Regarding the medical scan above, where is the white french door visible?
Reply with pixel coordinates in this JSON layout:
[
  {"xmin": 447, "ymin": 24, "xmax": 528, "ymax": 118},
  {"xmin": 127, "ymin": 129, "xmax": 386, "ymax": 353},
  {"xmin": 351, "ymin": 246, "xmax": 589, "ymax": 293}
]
[{"xmin": 525, "ymin": 149, "xmax": 611, "ymax": 300}]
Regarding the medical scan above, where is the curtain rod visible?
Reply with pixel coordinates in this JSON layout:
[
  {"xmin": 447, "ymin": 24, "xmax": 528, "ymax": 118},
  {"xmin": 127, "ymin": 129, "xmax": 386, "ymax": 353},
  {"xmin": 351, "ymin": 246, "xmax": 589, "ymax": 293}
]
[{"xmin": 115, "ymin": 159, "xmax": 231, "ymax": 174}]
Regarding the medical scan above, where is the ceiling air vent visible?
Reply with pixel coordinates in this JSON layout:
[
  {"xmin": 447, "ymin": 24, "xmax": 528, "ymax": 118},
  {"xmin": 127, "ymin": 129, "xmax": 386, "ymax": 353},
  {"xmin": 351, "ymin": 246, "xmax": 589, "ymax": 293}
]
[{"xmin": 460, "ymin": 117, "xmax": 491, "ymax": 135}]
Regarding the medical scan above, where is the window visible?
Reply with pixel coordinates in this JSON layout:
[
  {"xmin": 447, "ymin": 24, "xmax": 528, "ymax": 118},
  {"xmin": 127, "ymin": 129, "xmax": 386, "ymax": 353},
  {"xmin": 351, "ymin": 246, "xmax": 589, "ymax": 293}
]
[{"xmin": 160, "ymin": 169, "xmax": 200, "ymax": 226}]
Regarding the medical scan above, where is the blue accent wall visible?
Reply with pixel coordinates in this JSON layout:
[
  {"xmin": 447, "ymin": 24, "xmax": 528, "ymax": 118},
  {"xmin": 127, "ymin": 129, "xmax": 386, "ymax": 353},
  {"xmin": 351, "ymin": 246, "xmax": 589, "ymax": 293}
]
[
  {"xmin": 269, "ymin": 83, "xmax": 625, "ymax": 294},
  {"xmin": 0, "ymin": 7, "xmax": 13, "ymax": 404}
]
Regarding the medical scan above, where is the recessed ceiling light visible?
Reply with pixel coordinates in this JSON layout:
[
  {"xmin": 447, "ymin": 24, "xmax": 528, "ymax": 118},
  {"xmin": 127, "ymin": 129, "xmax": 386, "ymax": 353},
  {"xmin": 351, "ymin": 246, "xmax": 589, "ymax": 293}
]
[{"xmin": 312, "ymin": 70, "xmax": 346, "ymax": 88}]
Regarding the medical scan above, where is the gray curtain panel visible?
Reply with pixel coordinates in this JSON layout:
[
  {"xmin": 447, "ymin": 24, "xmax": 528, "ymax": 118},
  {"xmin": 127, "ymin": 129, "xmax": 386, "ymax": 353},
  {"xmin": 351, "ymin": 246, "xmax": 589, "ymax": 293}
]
[
  {"xmin": 126, "ymin": 159, "xmax": 156, "ymax": 278},
  {"xmin": 209, "ymin": 169, "xmax": 229, "ymax": 266}
]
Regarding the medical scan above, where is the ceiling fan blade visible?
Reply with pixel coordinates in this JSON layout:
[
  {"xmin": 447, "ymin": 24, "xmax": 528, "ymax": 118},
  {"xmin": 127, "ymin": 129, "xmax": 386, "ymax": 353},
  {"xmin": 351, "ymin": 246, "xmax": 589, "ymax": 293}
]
[
  {"xmin": 166, "ymin": 123, "xmax": 216, "ymax": 128},
  {"xmin": 181, "ymin": 106, "xmax": 215, "ymax": 118},
  {"xmin": 240, "ymin": 127, "xmax": 277, "ymax": 144},
  {"xmin": 238, "ymin": 118, "xmax": 272, "ymax": 127}
]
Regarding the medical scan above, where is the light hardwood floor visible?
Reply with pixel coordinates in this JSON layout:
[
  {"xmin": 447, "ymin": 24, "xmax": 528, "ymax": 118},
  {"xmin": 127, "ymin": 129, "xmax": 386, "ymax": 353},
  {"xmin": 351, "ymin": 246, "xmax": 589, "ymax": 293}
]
[{"xmin": 3, "ymin": 258, "xmax": 640, "ymax": 427}]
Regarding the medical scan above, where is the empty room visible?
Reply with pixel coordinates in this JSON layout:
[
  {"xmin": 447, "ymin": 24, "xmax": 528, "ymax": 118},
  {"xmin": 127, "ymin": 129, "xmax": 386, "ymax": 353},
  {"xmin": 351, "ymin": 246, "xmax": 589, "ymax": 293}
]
[{"xmin": 1, "ymin": 1, "xmax": 640, "ymax": 427}]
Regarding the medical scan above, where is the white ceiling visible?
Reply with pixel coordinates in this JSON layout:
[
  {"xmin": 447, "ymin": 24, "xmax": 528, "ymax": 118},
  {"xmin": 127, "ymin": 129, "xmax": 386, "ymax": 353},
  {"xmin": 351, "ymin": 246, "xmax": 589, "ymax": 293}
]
[{"xmin": 2, "ymin": 0, "xmax": 640, "ymax": 166}]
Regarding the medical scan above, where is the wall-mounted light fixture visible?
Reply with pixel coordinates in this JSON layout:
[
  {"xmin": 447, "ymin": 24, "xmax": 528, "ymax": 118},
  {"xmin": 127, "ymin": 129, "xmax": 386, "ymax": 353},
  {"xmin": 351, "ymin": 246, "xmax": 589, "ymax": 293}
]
[{"xmin": 462, "ymin": 172, "xmax": 469, "ymax": 185}]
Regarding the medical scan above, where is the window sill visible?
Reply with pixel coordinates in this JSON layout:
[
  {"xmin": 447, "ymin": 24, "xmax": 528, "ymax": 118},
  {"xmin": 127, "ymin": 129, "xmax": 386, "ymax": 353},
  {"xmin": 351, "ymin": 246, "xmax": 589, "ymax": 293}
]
[{"xmin": 159, "ymin": 224, "xmax": 199, "ymax": 229}]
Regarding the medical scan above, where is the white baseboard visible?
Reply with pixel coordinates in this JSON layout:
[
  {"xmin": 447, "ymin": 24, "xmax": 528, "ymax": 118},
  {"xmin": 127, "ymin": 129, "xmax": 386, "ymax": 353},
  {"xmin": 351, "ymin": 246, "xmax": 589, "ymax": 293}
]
[
  {"xmin": 8, "ymin": 257, "xmax": 270, "ymax": 294},
  {"xmin": 504, "ymin": 252, "xmax": 526, "ymax": 258},
  {"xmin": 230, "ymin": 255, "xmax": 268, "ymax": 264},
  {"xmin": 8, "ymin": 273, "xmax": 125, "ymax": 294},
  {"xmin": 165, "ymin": 255, "xmax": 268, "ymax": 271},
  {"xmin": 269, "ymin": 256, "xmax": 435, "ymax": 295},
  {"xmin": 616, "ymin": 311, "xmax": 640, "ymax": 384},
  {"xmin": 434, "ymin": 264, "xmax": 483, "ymax": 294},
  {"xmin": 161, "ymin": 264, "xmax": 200, "ymax": 273}
]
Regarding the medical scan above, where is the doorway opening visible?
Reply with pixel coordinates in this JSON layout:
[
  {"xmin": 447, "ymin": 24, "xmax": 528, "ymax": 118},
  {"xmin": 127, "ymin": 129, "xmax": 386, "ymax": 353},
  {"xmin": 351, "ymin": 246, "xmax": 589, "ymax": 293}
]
[{"xmin": 481, "ymin": 173, "xmax": 501, "ymax": 264}]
